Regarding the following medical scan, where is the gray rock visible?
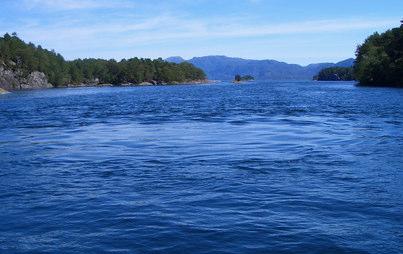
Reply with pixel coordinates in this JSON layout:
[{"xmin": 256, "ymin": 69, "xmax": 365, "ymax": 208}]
[
  {"xmin": 138, "ymin": 82, "xmax": 153, "ymax": 86},
  {"xmin": 0, "ymin": 88, "xmax": 9, "ymax": 94},
  {"xmin": 0, "ymin": 66, "xmax": 52, "ymax": 90},
  {"xmin": 21, "ymin": 72, "xmax": 52, "ymax": 89},
  {"xmin": 0, "ymin": 67, "xmax": 20, "ymax": 90}
]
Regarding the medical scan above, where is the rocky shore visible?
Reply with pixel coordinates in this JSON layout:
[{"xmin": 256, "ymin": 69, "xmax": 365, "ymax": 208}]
[
  {"xmin": 0, "ymin": 66, "xmax": 52, "ymax": 91},
  {"xmin": 0, "ymin": 67, "xmax": 211, "ymax": 92},
  {"xmin": 0, "ymin": 87, "xmax": 9, "ymax": 94},
  {"xmin": 61, "ymin": 79, "xmax": 210, "ymax": 88}
]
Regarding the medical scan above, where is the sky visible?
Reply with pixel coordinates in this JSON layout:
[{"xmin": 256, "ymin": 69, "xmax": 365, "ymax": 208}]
[{"xmin": 0, "ymin": 0, "xmax": 401, "ymax": 65}]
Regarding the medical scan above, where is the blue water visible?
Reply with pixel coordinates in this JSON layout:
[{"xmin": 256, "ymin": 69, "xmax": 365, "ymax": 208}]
[{"xmin": 0, "ymin": 81, "xmax": 402, "ymax": 254}]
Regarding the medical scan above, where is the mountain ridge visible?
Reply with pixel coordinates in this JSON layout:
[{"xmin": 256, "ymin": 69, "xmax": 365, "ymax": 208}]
[{"xmin": 166, "ymin": 56, "xmax": 355, "ymax": 80}]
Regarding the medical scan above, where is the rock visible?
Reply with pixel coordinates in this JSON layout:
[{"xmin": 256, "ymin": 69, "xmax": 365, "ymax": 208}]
[
  {"xmin": 120, "ymin": 83, "xmax": 134, "ymax": 87},
  {"xmin": 0, "ymin": 67, "xmax": 20, "ymax": 90},
  {"xmin": 138, "ymin": 82, "xmax": 153, "ymax": 86},
  {"xmin": 20, "ymin": 72, "xmax": 52, "ymax": 89},
  {"xmin": 0, "ymin": 88, "xmax": 9, "ymax": 94},
  {"xmin": 0, "ymin": 67, "xmax": 52, "ymax": 90}
]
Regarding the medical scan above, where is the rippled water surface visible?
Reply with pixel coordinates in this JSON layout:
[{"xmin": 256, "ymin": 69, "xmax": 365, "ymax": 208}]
[{"xmin": 0, "ymin": 81, "xmax": 402, "ymax": 253}]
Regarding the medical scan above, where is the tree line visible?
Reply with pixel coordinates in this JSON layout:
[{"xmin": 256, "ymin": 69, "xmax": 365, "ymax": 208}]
[
  {"xmin": 0, "ymin": 33, "xmax": 206, "ymax": 87},
  {"xmin": 234, "ymin": 74, "xmax": 254, "ymax": 82},
  {"xmin": 314, "ymin": 67, "xmax": 354, "ymax": 81}
]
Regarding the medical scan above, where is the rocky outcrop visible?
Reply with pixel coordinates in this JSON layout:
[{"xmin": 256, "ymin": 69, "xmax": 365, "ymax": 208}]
[
  {"xmin": 0, "ymin": 65, "xmax": 210, "ymax": 90},
  {"xmin": 0, "ymin": 87, "xmax": 9, "ymax": 94},
  {"xmin": 22, "ymin": 72, "xmax": 52, "ymax": 89},
  {"xmin": 0, "ymin": 67, "xmax": 19, "ymax": 90},
  {"xmin": 0, "ymin": 66, "xmax": 52, "ymax": 90}
]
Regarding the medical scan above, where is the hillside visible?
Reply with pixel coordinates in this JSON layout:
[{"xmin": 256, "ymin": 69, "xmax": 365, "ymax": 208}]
[
  {"xmin": 166, "ymin": 56, "xmax": 355, "ymax": 80},
  {"xmin": 0, "ymin": 34, "xmax": 206, "ymax": 91},
  {"xmin": 314, "ymin": 67, "xmax": 355, "ymax": 81},
  {"xmin": 354, "ymin": 23, "xmax": 403, "ymax": 87}
]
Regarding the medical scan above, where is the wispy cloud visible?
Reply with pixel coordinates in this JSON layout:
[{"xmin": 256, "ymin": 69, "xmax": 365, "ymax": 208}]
[
  {"xmin": 12, "ymin": 16, "xmax": 398, "ymax": 45},
  {"xmin": 1, "ymin": 0, "xmax": 400, "ymax": 63},
  {"xmin": 23, "ymin": 0, "xmax": 134, "ymax": 10}
]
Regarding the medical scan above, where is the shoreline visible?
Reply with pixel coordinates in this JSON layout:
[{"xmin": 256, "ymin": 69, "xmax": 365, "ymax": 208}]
[
  {"xmin": 61, "ymin": 79, "xmax": 213, "ymax": 88},
  {"xmin": 0, "ymin": 79, "xmax": 216, "ymax": 93},
  {"xmin": 0, "ymin": 88, "xmax": 10, "ymax": 94},
  {"xmin": 232, "ymin": 80, "xmax": 254, "ymax": 84}
]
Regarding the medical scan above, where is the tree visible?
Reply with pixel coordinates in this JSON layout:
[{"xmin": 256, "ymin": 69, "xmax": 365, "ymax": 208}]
[
  {"xmin": 314, "ymin": 67, "xmax": 355, "ymax": 81},
  {"xmin": 0, "ymin": 33, "xmax": 206, "ymax": 87},
  {"xmin": 234, "ymin": 74, "xmax": 254, "ymax": 82},
  {"xmin": 354, "ymin": 23, "xmax": 403, "ymax": 87}
]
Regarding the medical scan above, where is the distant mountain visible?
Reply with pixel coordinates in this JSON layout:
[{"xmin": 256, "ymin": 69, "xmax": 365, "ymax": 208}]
[
  {"xmin": 165, "ymin": 56, "xmax": 185, "ymax": 64},
  {"xmin": 334, "ymin": 58, "xmax": 355, "ymax": 67},
  {"xmin": 166, "ymin": 55, "xmax": 355, "ymax": 80}
]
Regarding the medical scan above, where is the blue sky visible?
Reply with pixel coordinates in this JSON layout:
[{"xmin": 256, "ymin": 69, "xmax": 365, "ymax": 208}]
[{"xmin": 0, "ymin": 0, "xmax": 401, "ymax": 65}]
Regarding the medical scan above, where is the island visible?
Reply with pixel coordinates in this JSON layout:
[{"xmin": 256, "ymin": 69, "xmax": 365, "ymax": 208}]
[
  {"xmin": 313, "ymin": 67, "xmax": 355, "ymax": 81},
  {"xmin": 0, "ymin": 33, "xmax": 207, "ymax": 91},
  {"xmin": 234, "ymin": 74, "xmax": 254, "ymax": 83}
]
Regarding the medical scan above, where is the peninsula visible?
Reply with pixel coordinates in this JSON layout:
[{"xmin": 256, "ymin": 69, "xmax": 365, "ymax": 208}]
[{"xmin": 0, "ymin": 33, "xmax": 206, "ymax": 92}]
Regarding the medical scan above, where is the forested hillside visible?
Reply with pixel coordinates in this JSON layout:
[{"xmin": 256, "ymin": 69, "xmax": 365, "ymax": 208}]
[
  {"xmin": 314, "ymin": 67, "xmax": 355, "ymax": 81},
  {"xmin": 0, "ymin": 33, "xmax": 206, "ymax": 89},
  {"xmin": 354, "ymin": 23, "xmax": 403, "ymax": 87}
]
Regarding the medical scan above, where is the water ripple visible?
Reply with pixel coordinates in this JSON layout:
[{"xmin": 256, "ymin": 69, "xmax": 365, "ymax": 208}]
[{"xmin": 0, "ymin": 82, "xmax": 402, "ymax": 253}]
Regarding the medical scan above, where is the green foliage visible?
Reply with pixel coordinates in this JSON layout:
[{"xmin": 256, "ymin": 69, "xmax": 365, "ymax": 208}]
[
  {"xmin": 234, "ymin": 74, "xmax": 254, "ymax": 82},
  {"xmin": 0, "ymin": 34, "xmax": 206, "ymax": 87},
  {"xmin": 314, "ymin": 67, "xmax": 355, "ymax": 81},
  {"xmin": 0, "ymin": 33, "xmax": 68, "ymax": 86},
  {"xmin": 241, "ymin": 75, "xmax": 254, "ymax": 81},
  {"xmin": 354, "ymin": 24, "xmax": 403, "ymax": 87}
]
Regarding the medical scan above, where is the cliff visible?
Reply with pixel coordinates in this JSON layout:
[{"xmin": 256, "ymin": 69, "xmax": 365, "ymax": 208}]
[{"xmin": 0, "ymin": 66, "xmax": 52, "ymax": 91}]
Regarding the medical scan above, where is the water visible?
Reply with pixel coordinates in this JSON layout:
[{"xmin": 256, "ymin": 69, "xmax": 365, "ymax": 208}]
[{"xmin": 0, "ymin": 81, "xmax": 402, "ymax": 254}]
